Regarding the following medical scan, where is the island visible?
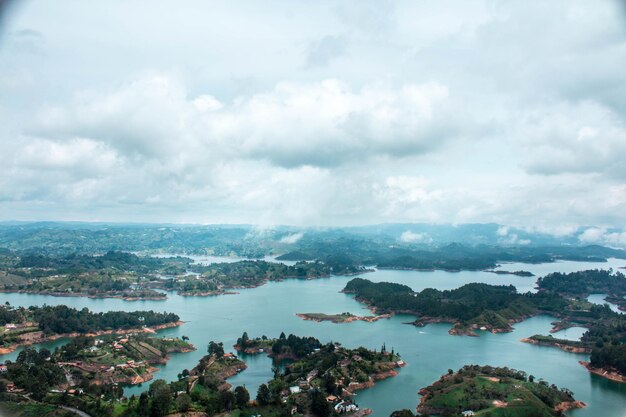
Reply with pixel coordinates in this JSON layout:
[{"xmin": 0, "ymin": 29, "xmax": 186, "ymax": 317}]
[
  {"xmin": 156, "ymin": 259, "xmax": 369, "ymax": 296},
  {"xmin": 341, "ymin": 278, "xmax": 570, "ymax": 336},
  {"xmin": 485, "ymin": 269, "xmax": 535, "ymax": 277},
  {"xmin": 519, "ymin": 335, "xmax": 590, "ymax": 354},
  {"xmin": 3, "ymin": 333, "xmax": 195, "ymax": 399},
  {"xmin": 416, "ymin": 365, "xmax": 584, "ymax": 417},
  {"xmin": 0, "ymin": 303, "xmax": 181, "ymax": 355},
  {"xmin": 296, "ymin": 312, "xmax": 391, "ymax": 323},
  {"xmin": 0, "ymin": 251, "xmax": 189, "ymax": 300},
  {"xmin": 0, "ymin": 336, "xmax": 404, "ymax": 417},
  {"xmin": 235, "ymin": 332, "xmax": 404, "ymax": 416}
]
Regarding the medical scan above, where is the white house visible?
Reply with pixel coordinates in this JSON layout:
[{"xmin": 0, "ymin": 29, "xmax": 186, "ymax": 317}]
[
  {"xmin": 461, "ymin": 411, "xmax": 476, "ymax": 417},
  {"xmin": 334, "ymin": 401, "xmax": 358, "ymax": 413},
  {"xmin": 289, "ymin": 386, "xmax": 301, "ymax": 394}
]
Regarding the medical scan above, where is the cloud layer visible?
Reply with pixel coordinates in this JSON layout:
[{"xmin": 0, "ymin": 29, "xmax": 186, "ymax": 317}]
[{"xmin": 0, "ymin": 0, "xmax": 625, "ymax": 236}]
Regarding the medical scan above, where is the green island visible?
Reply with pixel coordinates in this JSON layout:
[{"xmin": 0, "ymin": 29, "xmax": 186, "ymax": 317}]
[
  {"xmin": 0, "ymin": 250, "xmax": 368, "ymax": 299},
  {"xmin": 296, "ymin": 312, "xmax": 391, "ymax": 324},
  {"xmin": 0, "ymin": 251, "xmax": 191, "ymax": 300},
  {"xmin": 159, "ymin": 260, "xmax": 367, "ymax": 296},
  {"xmin": 414, "ymin": 365, "xmax": 584, "ymax": 417},
  {"xmin": 0, "ymin": 304, "xmax": 181, "ymax": 355},
  {"xmin": 2, "ymin": 333, "xmax": 194, "ymax": 399},
  {"xmin": 343, "ymin": 270, "xmax": 626, "ymax": 383},
  {"xmin": 485, "ymin": 270, "xmax": 535, "ymax": 277},
  {"xmin": 0, "ymin": 335, "xmax": 404, "ymax": 417},
  {"xmin": 234, "ymin": 332, "xmax": 405, "ymax": 416},
  {"xmin": 341, "ymin": 278, "xmax": 570, "ymax": 336},
  {"xmin": 536, "ymin": 269, "xmax": 626, "ymax": 311}
]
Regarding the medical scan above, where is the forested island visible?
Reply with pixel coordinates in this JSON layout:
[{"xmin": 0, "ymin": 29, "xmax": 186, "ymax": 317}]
[
  {"xmin": 296, "ymin": 312, "xmax": 390, "ymax": 324},
  {"xmin": 0, "ymin": 303, "xmax": 181, "ymax": 354},
  {"xmin": 342, "ymin": 278, "xmax": 570, "ymax": 336},
  {"xmin": 3, "ymin": 333, "xmax": 194, "ymax": 400},
  {"xmin": 0, "ymin": 335, "xmax": 404, "ymax": 417},
  {"xmin": 0, "ymin": 250, "xmax": 367, "ymax": 299},
  {"xmin": 159, "ymin": 259, "xmax": 367, "ymax": 296},
  {"xmin": 343, "ymin": 271, "xmax": 626, "ymax": 383},
  {"xmin": 416, "ymin": 365, "xmax": 584, "ymax": 417}
]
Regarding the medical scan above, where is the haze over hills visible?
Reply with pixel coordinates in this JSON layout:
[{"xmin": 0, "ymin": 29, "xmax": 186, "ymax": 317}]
[{"xmin": 0, "ymin": 221, "xmax": 625, "ymax": 256}]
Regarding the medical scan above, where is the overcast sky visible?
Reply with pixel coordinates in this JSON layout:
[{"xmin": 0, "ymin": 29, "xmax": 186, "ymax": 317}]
[{"xmin": 0, "ymin": 0, "xmax": 625, "ymax": 239}]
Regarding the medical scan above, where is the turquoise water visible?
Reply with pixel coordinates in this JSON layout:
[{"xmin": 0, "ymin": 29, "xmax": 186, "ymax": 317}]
[
  {"xmin": 1, "ymin": 258, "xmax": 625, "ymax": 416},
  {"xmin": 587, "ymin": 294, "xmax": 624, "ymax": 314}
]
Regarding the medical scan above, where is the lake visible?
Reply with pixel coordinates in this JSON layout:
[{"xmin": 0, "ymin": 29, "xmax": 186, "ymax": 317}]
[{"xmin": 1, "ymin": 257, "xmax": 625, "ymax": 417}]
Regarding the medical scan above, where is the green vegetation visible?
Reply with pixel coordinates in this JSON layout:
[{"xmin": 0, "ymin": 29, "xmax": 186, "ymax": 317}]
[
  {"xmin": 2, "ymin": 222, "xmax": 624, "ymax": 273},
  {"xmin": 235, "ymin": 333, "xmax": 403, "ymax": 417},
  {"xmin": 235, "ymin": 332, "xmax": 322, "ymax": 360},
  {"xmin": 416, "ymin": 365, "xmax": 580, "ymax": 417},
  {"xmin": 0, "ymin": 335, "xmax": 401, "ymax": 417},
  {"xmin": 0, "ymin": 304, "xmax": 180, "ymax": 351},
  {"xmin": 0, "ymin": 251, "xmax": 190, "ymax": 299},
  {"xmin": 343, "ymin": 278, "xmax": 568, "ymax": 335},
  {"xmin": 524, "ymin": 334, "xmax": 588, "ymax": 352},
  {"xmin": 487, "ymin": 270, "xmax": 534, "ymax": 277},
  {"xmin": 2, "ymin": 334, "xmax": 194, "ymax": 400},
  {"xmin": 161, "ymin": 259, "xmax": 365, "ymax": 296},
  {"xmin": 0, "ymin": 402, "xmax": 74, "ymax": 417},
  {"xmin": 537, "ymin": 269, "xmax": 626, "ymax": 298}
]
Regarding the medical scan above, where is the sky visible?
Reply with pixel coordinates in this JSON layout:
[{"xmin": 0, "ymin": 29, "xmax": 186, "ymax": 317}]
[{"xmin": 0, "ymin": 0, "xmax": 625, "ymax": 242}]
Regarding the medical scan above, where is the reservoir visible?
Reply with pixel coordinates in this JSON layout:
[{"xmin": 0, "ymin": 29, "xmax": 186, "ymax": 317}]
[{"xmin": 1, "ymin": 258, "xmax": 625, "ymax": 416}]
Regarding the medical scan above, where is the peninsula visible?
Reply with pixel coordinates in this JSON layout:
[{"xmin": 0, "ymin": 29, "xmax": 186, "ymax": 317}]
[{"xmin": 416, "ymin": 365, "xmax": 584, "ymax": 417}]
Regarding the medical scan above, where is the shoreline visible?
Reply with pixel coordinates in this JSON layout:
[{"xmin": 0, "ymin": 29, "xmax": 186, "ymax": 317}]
[
  {"xmin": 296, "ymin": 312, "xmax": 391, "ymax": 324},
  {"xmin": 519, "ymin": 338, "xmax": 590, "ymax": 354},
  {"xmin": 579, "ymin": 361, "xmax": 626, "ymax": 383},
  {"xmin": 0, "ymin": 289, "xmax": 166, "ymax": 301},
  {"xmin": 0, "ymin": 320, "xmax": 184, "ymax": 355}
]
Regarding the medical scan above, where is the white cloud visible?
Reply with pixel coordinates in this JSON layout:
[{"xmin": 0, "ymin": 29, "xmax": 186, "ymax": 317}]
[
  {"xmin": 280, "ymin": 232, "xmax": 305, "ymax": 244},
  {"xmin": 0, "ymin": 0, "xmax": 625, "ymax": 232},
  {"xmin": 399, "ymin": 231, "xmax": 432, "ymax": 244},
  {"xmin": 579, "ymin": 227, "xmax": 626, "ymax": 247},
  {"xmin": 29, "ymin": 77, "xmax": 456, "ymax": 169}
]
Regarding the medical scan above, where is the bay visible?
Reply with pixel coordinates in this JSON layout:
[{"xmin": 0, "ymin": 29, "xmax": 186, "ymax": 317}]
[{"xmin": 1, "ymin": 258, "xmax": 625, "ymax": 416}]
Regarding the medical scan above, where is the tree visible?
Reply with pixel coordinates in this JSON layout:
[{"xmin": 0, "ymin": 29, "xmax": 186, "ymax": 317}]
[
  {"xmin": 208, "ymin": 341, "xmax": 225, "ymax": 358},
  {"xmin": 138, "ymin": 392, "xmax": 150, "ymax": 417},
  {"xmin": 390, "ymin": 410, "xmax": 415, "ymax": 417},
  {"xmin": 149, "ymin": 379, "xmax": 172, "ymax": 417},
  {"xmin": 220, "ymin": 390, "xmax": 236, "ymax": 411},
  {"xmin": 234, "ymin": 385, "xmax": 250, "ymax": 407},
  {"xmin": 176, "ymin": 393, "xmax": 192, "ymax": 412},
  {"xmin": 310, "ymin": 390, "xmax": 331, "ymax": 417},
  {"xmin": 256, "ymin": 383, "xmax": 271, "ymax": 406}
]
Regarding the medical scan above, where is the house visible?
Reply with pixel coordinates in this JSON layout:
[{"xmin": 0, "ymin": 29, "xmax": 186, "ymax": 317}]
[
  {"xmin": 306, "ymin": 369, "xmax": 319, "ymax": 382},
  {"xmin": 289, "ymin": 386, "xmax": 301, "ymax": 394},
  {"xmin": 223, "ymin": 352, "xmax": 236, "ymax": 359},
  {"xmin": 334, "ymin": 401, "xmax": 358, "ymax": 413},
  {"xmin": 326, "ymin": 395, "xmax": 338, "ymax": 403},
  {"xmin": 5, "ymin": 324, "xmax": 16, "ymax": 330},
  {"xmin": 0, "ymin": 365, "xmax": 7, "ymax": 373},
  {"xmin": 461, "ymin": 411, "xmax": 476, "ymax": 417}
]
